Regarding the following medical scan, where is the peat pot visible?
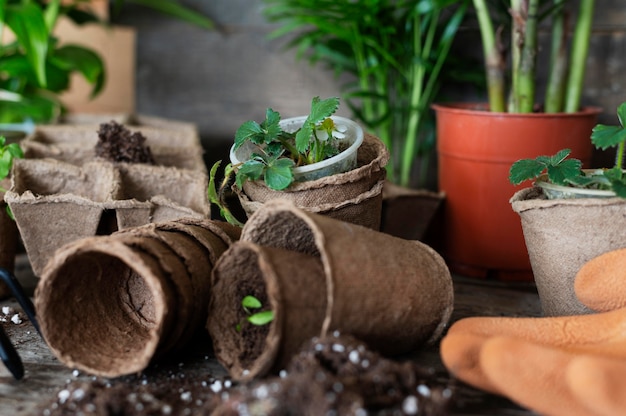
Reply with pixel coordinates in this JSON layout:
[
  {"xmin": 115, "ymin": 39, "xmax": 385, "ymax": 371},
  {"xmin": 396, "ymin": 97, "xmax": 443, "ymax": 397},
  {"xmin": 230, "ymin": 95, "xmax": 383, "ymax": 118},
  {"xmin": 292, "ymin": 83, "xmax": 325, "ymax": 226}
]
[
  {"xmin": 433, "ymin": 103, "xmax": 601, "ymax": 281},
  {"xmin": 511, "ymin": 186, "xmax": 626, "ymax": 316}
]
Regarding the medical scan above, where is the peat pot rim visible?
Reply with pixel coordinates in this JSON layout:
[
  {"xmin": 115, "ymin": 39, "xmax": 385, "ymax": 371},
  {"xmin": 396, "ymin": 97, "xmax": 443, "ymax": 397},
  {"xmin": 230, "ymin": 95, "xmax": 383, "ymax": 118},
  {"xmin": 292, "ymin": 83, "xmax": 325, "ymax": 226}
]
[
  {"xmin": 510, "ymin": 187, "xmax": 626, "ymax": 214},
  {"xmin": 36, "ymin": 236, "xmax": 171, "ymax": 377}
]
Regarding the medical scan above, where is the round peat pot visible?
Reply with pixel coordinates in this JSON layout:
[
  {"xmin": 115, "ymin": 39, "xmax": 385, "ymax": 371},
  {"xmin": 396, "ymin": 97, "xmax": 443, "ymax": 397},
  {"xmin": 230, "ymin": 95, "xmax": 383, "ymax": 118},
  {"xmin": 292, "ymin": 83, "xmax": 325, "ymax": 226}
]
[
  {"xmin": 230, "ymin": 116, "xmax": 364, "ymax": 182},
  {"xmin": 433, "ymin": 103, "xmax": 601, "ymax": 281},
  {"xmin": 240, "ymin": 200, "xmax": 454, "ymax": 357},
  {"xmin": 511, "ymin": 187, "xmax": 626, "ymax": 316},
  {"xmin": 207, "ymin": 241, "xmax": 327, "ymax": 381}
]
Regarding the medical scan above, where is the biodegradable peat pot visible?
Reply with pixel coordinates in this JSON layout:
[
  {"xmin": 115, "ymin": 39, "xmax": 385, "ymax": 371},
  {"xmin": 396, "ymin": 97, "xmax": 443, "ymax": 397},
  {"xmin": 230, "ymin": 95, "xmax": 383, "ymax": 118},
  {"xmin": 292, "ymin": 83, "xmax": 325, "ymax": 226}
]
[
  {"xmin": 511, "ymin": 187, "xmax": 626, "ymax": 316},
  {"xmin": 5, "ymin": 158, "xmax": 211, "ymax": 276},
  {"xmin": 35, "ymin": 218, "xmax": 237, "ymax": 377},
  {"xmin": 208, "ymin": 241, "xmax": 328, "ymax": 382},
  {"xmin": 22, "ymin": 123, "xmax": 205, "ymax": 172},
  {"xmin": 5, "ymin": 159, "xmax": 121, "ymax": 276},
  {"xmin": 234, "ymin": 132, "xmax": 389, "ymax": 230},
  {"xmin": 207, "ymin": 199, "xmax": 454, "ymax": 381},
  {"xmin": 433, "ymin": 103, "xmax": 601, "ymax": 281},
  {"xmin": 381, "ymin": 180, "xmax": 445, "ymax": 241}
]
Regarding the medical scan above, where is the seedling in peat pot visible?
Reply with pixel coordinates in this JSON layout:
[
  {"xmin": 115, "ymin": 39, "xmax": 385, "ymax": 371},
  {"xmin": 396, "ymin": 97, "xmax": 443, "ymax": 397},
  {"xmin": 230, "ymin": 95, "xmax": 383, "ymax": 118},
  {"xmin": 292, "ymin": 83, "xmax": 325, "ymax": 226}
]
[
  {"xmin": 509, "ymin": 101, "xmax": 626, "ymax": 197},
  {"xmin": 235, "ymin": 295, "xmax": 274, "ymax": 332}
]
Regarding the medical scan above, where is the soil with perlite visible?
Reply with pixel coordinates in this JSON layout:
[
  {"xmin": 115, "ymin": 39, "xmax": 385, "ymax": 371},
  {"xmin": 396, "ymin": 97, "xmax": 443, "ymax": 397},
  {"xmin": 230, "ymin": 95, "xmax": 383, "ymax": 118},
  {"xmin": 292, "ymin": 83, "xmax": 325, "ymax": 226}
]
[{"xmin": 37, "ymin": 332, "xmax": 454, "ymax": 415}]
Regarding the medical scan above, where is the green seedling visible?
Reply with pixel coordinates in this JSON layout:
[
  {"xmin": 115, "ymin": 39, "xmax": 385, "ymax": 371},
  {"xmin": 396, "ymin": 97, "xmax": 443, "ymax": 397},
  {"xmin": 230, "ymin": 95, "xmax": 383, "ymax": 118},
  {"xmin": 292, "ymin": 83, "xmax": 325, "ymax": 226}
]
[
  {"xmin": 235, "ymin": 295, "xmax": 274, "ymax": 332},
  {"xmin": 207, "ymin": 160, "xmax": 244, "ymax": 227},
  {"xmin": 509, "ymin": 101, "xmax": 626, "ymax": 198},
  {"xmin": 233, "ymin": 96, "xmax": 342, "ymax": 191}
]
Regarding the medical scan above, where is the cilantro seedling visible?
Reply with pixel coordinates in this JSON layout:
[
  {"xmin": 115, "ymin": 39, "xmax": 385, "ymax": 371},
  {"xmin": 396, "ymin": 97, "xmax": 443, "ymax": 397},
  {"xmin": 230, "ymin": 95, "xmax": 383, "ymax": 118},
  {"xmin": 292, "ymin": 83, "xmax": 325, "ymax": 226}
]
[
  {"xmin": 509, "ymin": 101, "xmax": 626, "ymax": 198},
  {"xmin": 235, "ymin": 295, "xmax": 274, "ymax": 332}
]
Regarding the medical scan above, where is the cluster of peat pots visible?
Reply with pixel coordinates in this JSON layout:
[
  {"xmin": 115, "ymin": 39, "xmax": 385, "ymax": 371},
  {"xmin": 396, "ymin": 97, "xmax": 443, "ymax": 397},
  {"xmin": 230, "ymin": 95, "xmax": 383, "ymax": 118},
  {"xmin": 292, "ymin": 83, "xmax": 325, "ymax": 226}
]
[{"xmin": 34, "ymin": 200, "xmax": 454, "ymax": 381}]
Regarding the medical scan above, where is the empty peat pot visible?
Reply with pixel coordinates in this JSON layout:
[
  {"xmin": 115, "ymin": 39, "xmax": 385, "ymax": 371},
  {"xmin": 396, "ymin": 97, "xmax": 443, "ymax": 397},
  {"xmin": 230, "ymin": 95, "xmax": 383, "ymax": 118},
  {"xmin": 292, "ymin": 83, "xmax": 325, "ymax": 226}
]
[{"xmin": 35, "ymin": 219, "xmax": 239, "ymax": 377}]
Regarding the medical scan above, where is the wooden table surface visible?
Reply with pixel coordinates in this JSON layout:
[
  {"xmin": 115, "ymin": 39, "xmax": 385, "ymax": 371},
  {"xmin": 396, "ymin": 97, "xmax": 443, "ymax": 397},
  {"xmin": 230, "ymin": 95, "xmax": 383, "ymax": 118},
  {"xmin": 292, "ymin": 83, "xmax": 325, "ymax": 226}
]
[{"xmin": 0, "ymin": 253, "xmax": 542, "ymax": 415}]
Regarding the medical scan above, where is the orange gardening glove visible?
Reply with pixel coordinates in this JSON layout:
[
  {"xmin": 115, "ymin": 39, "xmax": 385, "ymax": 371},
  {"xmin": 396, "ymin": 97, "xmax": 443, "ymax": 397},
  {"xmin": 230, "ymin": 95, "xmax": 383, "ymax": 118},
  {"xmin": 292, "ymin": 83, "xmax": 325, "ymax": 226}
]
[{"xmin": 440, "ymin": 248, "xmax": 626, "ymax": 416}]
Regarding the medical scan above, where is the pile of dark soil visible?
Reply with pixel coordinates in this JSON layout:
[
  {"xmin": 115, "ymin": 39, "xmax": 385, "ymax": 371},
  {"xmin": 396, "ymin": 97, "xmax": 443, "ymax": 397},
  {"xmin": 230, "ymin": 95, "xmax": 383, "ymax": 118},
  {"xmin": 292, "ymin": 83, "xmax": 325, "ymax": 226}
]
[
  {"xmin": 95, "ymin": 121, "xmax": 155, "ymax": 164},
  {"xmin": 38, "ymin": 333, "xmax": 453, "ymax": 415}
]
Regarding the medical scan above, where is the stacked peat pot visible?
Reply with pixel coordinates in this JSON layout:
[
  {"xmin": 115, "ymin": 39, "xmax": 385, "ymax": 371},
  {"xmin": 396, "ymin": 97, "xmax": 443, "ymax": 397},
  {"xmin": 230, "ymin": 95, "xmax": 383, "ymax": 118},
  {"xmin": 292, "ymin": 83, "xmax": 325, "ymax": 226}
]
[
  {"xmin": 34, "ymin": 218, "xmax": 240, "ymax": 377},
  {"xmin": 234, "ymin": 130, "xmax": 390, "ymax": 231},
  {"xmin": 207, "ymin": 200, "xmax": 455, "ymax": 381},
  {"xmin": 5, "ymin": 120, "xmax": 210, "ymax": 276}
]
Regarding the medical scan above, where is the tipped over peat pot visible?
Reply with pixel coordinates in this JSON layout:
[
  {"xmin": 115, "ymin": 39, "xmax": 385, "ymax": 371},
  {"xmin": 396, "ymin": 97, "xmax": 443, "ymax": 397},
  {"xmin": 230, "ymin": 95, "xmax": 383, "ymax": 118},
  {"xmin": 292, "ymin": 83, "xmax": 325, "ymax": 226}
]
[
  {"xmin": 207, "ymin": 200, "xmax": 454, "ymax": 381},
  {"xmin": 34, "ymin": 218, "xmax": 239, "ymax": 378}
]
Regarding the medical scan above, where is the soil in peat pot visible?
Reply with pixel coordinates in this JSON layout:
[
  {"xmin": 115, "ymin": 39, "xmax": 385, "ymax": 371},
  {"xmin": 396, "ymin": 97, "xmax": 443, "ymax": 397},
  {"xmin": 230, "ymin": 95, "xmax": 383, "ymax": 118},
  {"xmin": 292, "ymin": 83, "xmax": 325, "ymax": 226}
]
[
  {"xmin": 95, "ymin": 121, "xmax": 155, "ymax": 164},
  {"xmin": 233, "ymin": 277, "xmax": 271, "ymax": 370}
]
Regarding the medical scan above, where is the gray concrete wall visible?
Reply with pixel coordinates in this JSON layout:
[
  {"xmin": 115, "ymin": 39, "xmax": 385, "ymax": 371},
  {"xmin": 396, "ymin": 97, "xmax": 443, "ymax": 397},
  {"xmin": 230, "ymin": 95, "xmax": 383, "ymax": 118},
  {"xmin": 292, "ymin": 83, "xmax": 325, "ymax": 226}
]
[{"xmin": 112, "ymin": 0, "xmax": 626, "ymax": 166}]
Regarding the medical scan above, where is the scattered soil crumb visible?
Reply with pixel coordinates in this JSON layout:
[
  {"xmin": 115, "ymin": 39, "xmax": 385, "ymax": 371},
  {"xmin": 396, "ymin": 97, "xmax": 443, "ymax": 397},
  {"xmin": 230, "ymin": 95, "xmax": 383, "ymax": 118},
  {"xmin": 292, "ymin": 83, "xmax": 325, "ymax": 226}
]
[
  {"xmin": 39, "ymin": 333, "xmax": 454, "ymax": 415},
  {"xmin": 95, "ymin": 121, "xmax": 155, "ymax": 164}
]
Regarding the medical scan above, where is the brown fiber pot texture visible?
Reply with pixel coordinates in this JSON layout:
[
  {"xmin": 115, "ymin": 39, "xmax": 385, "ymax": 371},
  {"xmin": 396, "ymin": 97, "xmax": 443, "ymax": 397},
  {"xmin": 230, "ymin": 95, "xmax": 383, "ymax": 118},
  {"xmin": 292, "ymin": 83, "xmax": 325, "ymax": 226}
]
[
  {"xmin": 511, "ymin": 187, "xmax": 626, "ymax": 316},
  {"xmin": 207, "ymin": 242, "xmax": 327, "ymax": 381},
  {"xmin": 240, "ymin": 199, "xmax": 454, "ymax": 357},
  {"xmin": 236, "ymin": 133, "xmax": 389, "ymax": 230},
  {"xmin": 35, "ymin": 219, "xmax": 238, "ymax": 377}
]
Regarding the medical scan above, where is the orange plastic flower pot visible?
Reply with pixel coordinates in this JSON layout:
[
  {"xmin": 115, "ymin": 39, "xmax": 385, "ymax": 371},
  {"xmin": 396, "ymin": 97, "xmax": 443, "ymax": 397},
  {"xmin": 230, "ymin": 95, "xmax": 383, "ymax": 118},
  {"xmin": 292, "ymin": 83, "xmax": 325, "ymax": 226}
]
[{"xmin": 433, "ymin": 103, "xmax": 601, "ymax": 281}]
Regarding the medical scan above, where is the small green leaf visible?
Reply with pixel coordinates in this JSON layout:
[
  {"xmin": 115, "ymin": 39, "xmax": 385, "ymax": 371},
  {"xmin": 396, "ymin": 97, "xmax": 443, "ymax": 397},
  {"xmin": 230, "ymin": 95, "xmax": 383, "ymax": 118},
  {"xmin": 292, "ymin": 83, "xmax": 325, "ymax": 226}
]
[
  {"xmin": 235, "ymin": 159, "xmax": 265, "ymax": 188},
  {"xmin": 308, "ymin": 96, "xmax": 339, "ymax": 125},
  {"xmin": 264, "ymin": 158, "xmax": 294, "ymax": 190},
  {"xmin": 509, "ymin": 159, "xmax": 547, "ymax": 185},
  {"xmin": 261, "ymin": 108, "xmax": 282, "ymax": 144},
  {"xmin": 0, "ymin": 151, "xmax": 11, "ymax": 179},
  {"xmin": 247, "ymin": 310, "xmax": 274, "ymax": 326},
  {"xmin": 295, "ymin": 122, "xmax": 313, "ymax": 154},
  {"xmin": 550, "ymin": 148, "xmax": 572, "ymax": 165},
  {"xmin": 591, "ymin": 125, "xmax": 626, "ymax": 150},
  {"xmin": 242, "ymin": 295, "xmax": 262, "ymax": 310},
  {"xmin": 546, "ymin": 159, "xmax": 583, "ymax": 186},
  {"xmin": 611, "ymin": 178, "xmax": 626, "ymax": 198},
  {"xmin": 234, "ymin": 121, "xmax": 263, "ymax": 149}
]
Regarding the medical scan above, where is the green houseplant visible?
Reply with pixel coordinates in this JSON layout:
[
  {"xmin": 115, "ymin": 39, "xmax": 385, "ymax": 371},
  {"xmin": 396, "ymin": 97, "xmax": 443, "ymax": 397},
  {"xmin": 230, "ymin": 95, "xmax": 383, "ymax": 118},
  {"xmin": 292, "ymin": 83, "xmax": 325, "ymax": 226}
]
[
  {"xmin": 0, "ymin": 0, "xmax": 215, "ymax": 128},
  {"xmin": 509, "ymin": 101, "xmax": 626, "ymax": 316},
  {"xmin": 262, "ymin": 0, "xmax": 468, "ymax": 189},
  {"xmin": 432, "ymin": 0, "xmax": 600, "ymax": 280}
]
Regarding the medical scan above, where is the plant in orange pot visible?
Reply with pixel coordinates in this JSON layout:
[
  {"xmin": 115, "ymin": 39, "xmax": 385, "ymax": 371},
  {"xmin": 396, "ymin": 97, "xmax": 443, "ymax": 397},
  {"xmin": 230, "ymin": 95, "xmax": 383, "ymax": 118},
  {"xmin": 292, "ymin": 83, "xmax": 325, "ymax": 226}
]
[{"xmin": 432, "ymin": 0, "xmax": 599, "ymax": 281}]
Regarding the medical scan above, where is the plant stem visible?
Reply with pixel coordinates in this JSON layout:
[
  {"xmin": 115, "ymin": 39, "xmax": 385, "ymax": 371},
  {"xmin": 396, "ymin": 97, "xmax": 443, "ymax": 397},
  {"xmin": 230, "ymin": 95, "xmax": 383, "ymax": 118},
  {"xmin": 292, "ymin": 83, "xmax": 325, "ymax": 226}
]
[
  {"xmin": 564, "ymin": 0, "xmax": 595, "ymax": 113},
  {"xmin": 473, "ymin": 0, "xmax": 506, "ymax": 112},
  {"xmin": 544, "ymin": 0, "xmax": 567, "ymax": 113},
  {"xmin": 514, "ymin": 0, "xmax": 539, "ymax": 113},
  {"xmin": 616, "ymin": 141, "xmax": 624, "ymax": 170}
]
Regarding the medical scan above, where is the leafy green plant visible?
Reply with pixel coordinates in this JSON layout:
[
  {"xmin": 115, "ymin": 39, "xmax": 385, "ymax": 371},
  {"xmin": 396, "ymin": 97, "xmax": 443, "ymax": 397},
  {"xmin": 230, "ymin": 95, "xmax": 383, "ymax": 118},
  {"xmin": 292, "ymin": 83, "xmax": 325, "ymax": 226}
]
[
  {"xmin": 233, "ymin": 96, "xmax": 344, "ymax": 191},
  {"xmin": 263, "ymin": 0, "xmax": 469, "ymax": 188},
  {"xmin": 235, "ymin": 295, "xmax": 274, "ymax": 332},
  {"xmin": 473, "ymin": 0, "xmax": 594, "ymax": 113},
  {"xmin": 207, "ymin": 160, "xmax": 244, "ymax": 227},
  {"xmin": 0, "ymin": 136, "xmax": 23, "ymax": 188},
  {"xmin": 0, "ymin": 0, "xmax": 106, "ymax": 124},
  {"xmin": 509, "ymin": 101, "xmax": 626, "ymax": 197},
  {"xmin": 0, "ymin": 0, "xmax": 216, "ymax": 126}
]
